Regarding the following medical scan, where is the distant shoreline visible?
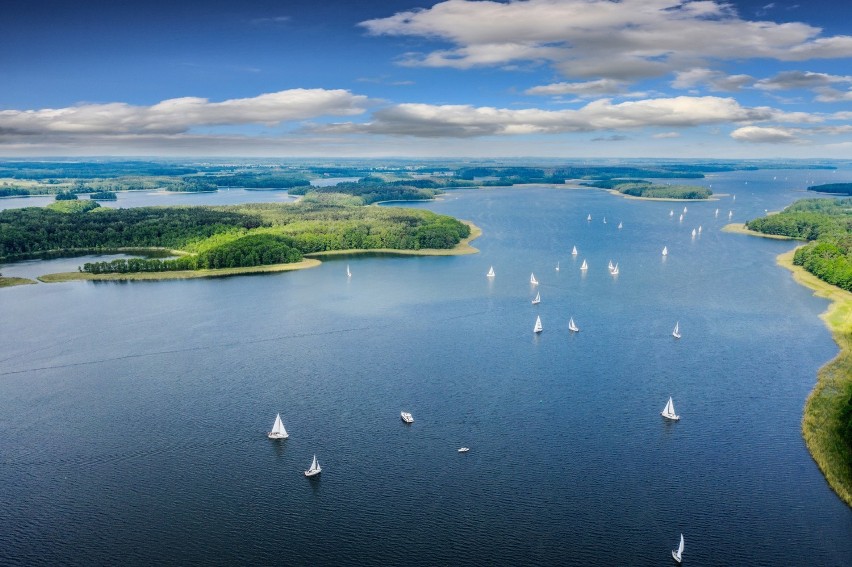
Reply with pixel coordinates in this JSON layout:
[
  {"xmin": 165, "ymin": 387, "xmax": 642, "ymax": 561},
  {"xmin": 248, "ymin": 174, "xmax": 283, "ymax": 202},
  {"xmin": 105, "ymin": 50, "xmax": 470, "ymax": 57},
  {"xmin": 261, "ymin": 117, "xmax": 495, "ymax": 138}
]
[
  {"xmin": 0, "ymin": 276, "xmax": 37, "ymax": 287},
  {"xmin": 721, "ymin": 223, "xmax": 799, "ymax": 239},
  {"xmin": 606, "ymin": 189, "xmax": 722, "ymax": 202}
]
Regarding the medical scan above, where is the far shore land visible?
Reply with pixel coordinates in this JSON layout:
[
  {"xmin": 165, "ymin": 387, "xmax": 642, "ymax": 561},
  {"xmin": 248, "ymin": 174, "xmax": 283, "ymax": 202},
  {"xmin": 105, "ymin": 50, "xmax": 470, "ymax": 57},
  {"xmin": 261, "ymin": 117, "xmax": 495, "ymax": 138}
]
[
  {"xmin": 722, "ymin": 223, "xmax": 800, "ymax": 240},
  {"xmin": 728, "ymin": 226, "xmax": 852, "ymax": 507},
  {"xmin": 31, "ymin": 221, "xmax": 480, "ymax": 283},
  {"xmin": 605, "ymin": 188, "xmax": 724, "ymax": 202},
  {"xmin": 0, "ymin": 276, "xmax": 37, "ymax": 287}
]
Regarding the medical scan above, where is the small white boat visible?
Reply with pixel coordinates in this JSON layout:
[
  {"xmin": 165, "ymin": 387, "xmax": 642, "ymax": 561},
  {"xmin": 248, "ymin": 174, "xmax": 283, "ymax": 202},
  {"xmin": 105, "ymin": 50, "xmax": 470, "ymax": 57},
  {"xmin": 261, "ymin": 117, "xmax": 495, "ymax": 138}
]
[
  {"xmin": 715, "ymin": 208, "xmax": 719, "ymax": 217},
  {"xmin": 401, "ymin": 411, "xmax": 414, "ymax": 423},
  {"xmin": 487, "ymin": 265, "xmax": 495, "ymax": 278},
  {"xmin": 603, "ymin": 216, "xmax": 607, "ymax": 224},
  {"xmin": 534, "ymin": 316, "xmax": 543, "ymax": 334},
  {"xmin": 728, "ymin": 210, "xmax": 733, "ymax": 219},
  {"xmin": 587, "ymin": 214, "xmax": 592, "ymax": 221},
  {"xmin": 610, "ymin": 263, "xmax": 619, "ymax": 276},
  {"xmin": 672, "ymin": 321, "xmax": 681, "ymax": 339},
  {"xmin": 683, "ymin": 206, "xmax": 688, "ymax": 213},
  {"xmin": 530, "ymin": 272, "xmax": 539, "ymax": 285},
  {"xmin": 669, "ymin": 210, "xmax": 674, "ymax": 217},
  {"xmin": 267, "ymin": 413, "xmax": 289, "ymax": 439},
  {"xmin": 555, "ymin": 261, "xmax": 560, "ymax": 272},
  {"xmin": 608, "ymin": 259, "xmax": 614, "ymax": 271},
  {"xmin": 662, "ymin": 246, "xmax": 668, "ymax": 256},
  {"xmin": 346, "ymin": 264, "xmax": 351, "ymax": 278},
  {"xmin": 618, "ymin": 221, "xmax": 623, "ymax": 229},
  {"xmin": 661, "ymin": 397, "xmax": 680, "ymax": 421},
  {"xmin": 572, "ymin": 246, "xmax": 578, "ymax": 256},
  {"xmin": 532, "ymin": 291, "xmax": 541, "ymax": 305},
  {"xmin": 568, "ymin": 317, "xmax": 579, "ymax": 332},
  {"xmin": 698, "ymin": 225, "xmax": 702, "ymax": 234},
  {"xmin": 733, "ymin": 194, "xmax": 737, "ymax": 200},
  {"xmin": 458, "ymin": 447, "xmax": 470, "ymax": 453},
  {"xmin": 691, "ymin": 228, "xmax": 696, "ymax": 237},
  {"xmin": 678, "ymin": 214, "xmax": 684, "ymax": 222},
  {"xmin": 580, "ymin": 259, "xmax": 588, "ymax": 271},
  {"xmin": 672, "ymin": 533, "xmax": 684, "ymax": 563},
  {"xmin": 304, "ymin": 454, "xmax": 322, "ymax": 477}
]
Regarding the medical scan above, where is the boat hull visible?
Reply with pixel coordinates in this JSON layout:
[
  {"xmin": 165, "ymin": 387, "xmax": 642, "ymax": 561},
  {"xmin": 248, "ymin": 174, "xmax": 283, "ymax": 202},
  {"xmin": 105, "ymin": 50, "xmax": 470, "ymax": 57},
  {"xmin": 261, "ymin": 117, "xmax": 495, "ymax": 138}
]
[
  {"xmin": 401, "ymin": 412, "xmax": 414, "ymax": 423},
  {"xmin": 672, "ymin": 551, "xmax": 682, "ymax": 563},
  {"xmin": 267, "ymin": 432, "xmax": 289, "ymax": 439},
  {"xmin": 661, "ymin": 412, "xmax": 680, "ymax": 421},
  {"xmin": 304, "ymin": 469, "xmax": 321, "ymax": 477}
]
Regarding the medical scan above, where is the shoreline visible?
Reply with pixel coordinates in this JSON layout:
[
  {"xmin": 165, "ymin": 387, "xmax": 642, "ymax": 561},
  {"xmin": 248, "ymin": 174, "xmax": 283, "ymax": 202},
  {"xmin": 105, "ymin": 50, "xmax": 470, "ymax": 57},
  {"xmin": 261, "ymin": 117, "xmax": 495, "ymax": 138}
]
[
  {"xmin": 721, "ymin": 223, "xmax": 801, "ymax": 240},
  {"xmin": 34, "ymin": 221, "xmax": 481, "ymax": 283},
  {"xmin": 0, "ymin": 276, "xmax": 37, "ymax": 287},
  {"xmin": 728, "ymin": 227, "xmax": 852, "ymax": 506},
  {"xmin": 606, "ymin": 189, "xmax": 721, "ymax": 202}
]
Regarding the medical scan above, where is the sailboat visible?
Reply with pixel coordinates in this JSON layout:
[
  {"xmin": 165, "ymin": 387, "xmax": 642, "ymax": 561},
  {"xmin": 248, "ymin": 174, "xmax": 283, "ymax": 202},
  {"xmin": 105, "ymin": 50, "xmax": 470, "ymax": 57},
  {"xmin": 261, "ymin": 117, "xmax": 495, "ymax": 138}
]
[
  {"xmin": 587, "ymin": 214, "xmax": 592, "ymax": 221},
  {"xmin": 530, "ymin": 272, "xmax": 539, "ymax": 285},
  {"xmin": 618, "ymin": 221, "xmax": 623, "ymax": 229},
  {"xmin": 698, "ymin": 225, "xmax": 702, "ymax": 234},
  {"xmin": 487, "ymin": 266, "xmax": 495, "ymax": 278},
  {"xmin": 728, "ymin": 210, "xmax": 733, "ymax": 219},
  {"xmin": 662, "ymin": 246, "xmax": 668, "ymax": 256},
  {"xmin": 401, "ymin": 411, "xmax": 414, "ymax": 423},
  {"xmin": 691, "ymin": 228, "xmax": 696, "ymax": 237},
  {"xmin": 715, "ymin": 208, "xmax": 719, "ymax": 217},
  {"xmin": 572, "ymin": 246, "xmax": 578, "ymax": 256},
  {"xmin": 304, "ymin": 454, "xmax": 322, "ymax": 477},
  {"xmin": 568, "ymin": 317, "xmax": 579, "ymax": 332},
  {"xmin": 672, "ymin": 321, "xmax": 681, "ymax": 339},
  {"xmin": 603, "ymin": 216, "xmax": 607, "ymax": 224},
  {"xmin": 678, "ymin": 214, "xmax": 684, "ymax": 222},
  {"xmin": 267, "ymin": 413, "xmax": 289, "ymax": 439},
  {"xmin": 683, "ymin": 206, "xmax": 688, "ymax": 213},
  {"xmin": 669, "ymin": 210, "xmax": 674, "ymax": 217},
  {"xmin": 580, "ymin": 259, "xmax": 588, "ymax": 271},
  {"xmin": 555, "ymin": 261, "xmax": 560, "ymax": 272},
  {"xmin": 533, "ymin": 316, "xmax": 543, "ymax": 334},
  {"xmin": 672, "ymin": 533, "xmax": 685, "ymax": 563},
  {"xmin": 346, "ymin": 264, "xmax": 352, "ymax": 278},
  {"xmin": 608, "ymin": 260, "xmax": 614, "ymax": 271},
  {"xmin": 610, "ymin": 263, "xmax": 619, "ymax": 275},
  {"xmin": 661, "ymin": 397, "xmax": 680, "ymax": 421},
  {"xmin": 532, "ymin": 291, "xmax": 541, "ymax": 305}
]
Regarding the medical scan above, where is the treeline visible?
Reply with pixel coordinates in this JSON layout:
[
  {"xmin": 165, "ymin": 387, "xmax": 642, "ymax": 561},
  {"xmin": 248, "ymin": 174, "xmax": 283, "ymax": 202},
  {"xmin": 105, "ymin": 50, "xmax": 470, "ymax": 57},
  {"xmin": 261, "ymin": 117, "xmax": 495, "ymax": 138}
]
[
  {"xmin": 287, "ymin": 177, "xmax": 443, "ymax": 204},
  {"xmin": 454, "ymin": 166, "xmax": 706, "ymax": 182},
  {"xmin": 582, "ymin": 180, "xmax": 712, "ymax": 199},
  {"xmin": 0, "ymin": 161, "xmax": 199, "ymax": 179},
  {"xmin": 808, "ymin": 183, "xmax": 852, "ymax": 195},
  {"xmin": 747, "ymin": 198, "xmax": 852, "ymax": 291},
  {"xmin": 89, "ymin": 191, "xmax": 117, "ymax": 200},
  {"xmin": 207, "ymin": 174, "xmax": 311, "ymax": 189}
]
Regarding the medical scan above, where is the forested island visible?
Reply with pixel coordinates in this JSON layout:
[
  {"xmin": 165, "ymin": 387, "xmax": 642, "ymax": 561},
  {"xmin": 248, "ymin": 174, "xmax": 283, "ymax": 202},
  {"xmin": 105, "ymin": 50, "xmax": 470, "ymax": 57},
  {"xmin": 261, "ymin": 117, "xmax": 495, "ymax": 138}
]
[
  {"xmin": 745, "ymin": 198, "xmax": 852, "ymax": 506},
  {"xmin": 581, "ymin": 179, "xmax": 713, "ymax": 199},
  {"xmin": 0, "ymin": 193, "xmax": 473, "ymax": 277},
  {"xmin": 808, "ymin": 183, "xmax": 852, "ymax": 195}
]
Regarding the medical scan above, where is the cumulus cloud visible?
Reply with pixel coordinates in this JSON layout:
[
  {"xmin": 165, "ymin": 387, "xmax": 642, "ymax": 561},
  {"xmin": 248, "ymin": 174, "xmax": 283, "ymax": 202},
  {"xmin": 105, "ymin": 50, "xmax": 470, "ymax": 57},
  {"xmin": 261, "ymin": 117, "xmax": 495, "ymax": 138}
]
[
  {"xmin": 316, "ymin": 96, "xmax": 776, "ymax": 138},
  {"xmin": 0, "ymin": 89, "xmax": 370, "ymax": 137},
  {"xmin": 730, "ymin": 125, "xmax": 802, "ymax": 143},
  {"xmin": 360, "ymin": 0, "xmax": 852, "ymax": 81},
  {"xmin": 754, "ymin": 70, "xmax": 852, "ymax": 91},
  {"xmin": 525, "ymin": 79, "xmax": 626, "ymax": 96},
  {"xmin": 814, "ymin": 87, "xmax": 852, "ymax": 102},
  {"xmin": 672, "ymin": 69, "xmax": 754, "ymax": 91}
]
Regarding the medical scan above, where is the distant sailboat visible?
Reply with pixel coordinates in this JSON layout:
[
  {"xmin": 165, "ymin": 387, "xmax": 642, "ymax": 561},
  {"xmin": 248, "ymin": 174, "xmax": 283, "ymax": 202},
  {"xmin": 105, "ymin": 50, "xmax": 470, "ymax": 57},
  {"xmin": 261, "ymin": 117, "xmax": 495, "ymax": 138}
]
[
  {"xmin": 661, "ymin": 397, "xmax": 680, "ymax": 421},
  {"xmin": 618, "ymin": 221, "xmax": 623, "ymax": 229},
  {"xmin": 672, "ymin": 533, "xmax": 685, "ymax": 563},
  {"xmin": 304, "ymin": 454, "xmax": 322, "ymax": 477},
  {"xmin": 683, "ymin": 206, "xmax": 688, "ymax": 213},
  {"xmin": 487, "ymin": 266, "xmax": 495, "ymax": 278},
  {"xmin": 580, "ymin": 259, "xmax": 588, "ymax": 271},
  {"xmin": 572, "ymin": 246, "xmax": 578, "ymax": 256},
  {"xmin": 555, "ymin": 261, "xmax": 560, "ymax": 272},
  {"xmin": 610, "ymin": 263, "xmax": 619, "ymax": 276},
  {"xmin": 678, "ymin": 214, "xmax": 684, "ymax": 222},
  {"xmin": 608, "ymin": 259, "xmax": 614, "ymax": 271},
  {"xmin": 267, "ymin": 413, "xmax": 289, "ymax": 439},
  {"xmin": 728, "ymin": 210, "xmax": 733, "ymax": 219},
  {"xmin": 669, "ymin": 210, "xmax": 674, "ymax": 217},
  {"xmin": 662, "ymin": 246, "xmax": 668, "ymax": 256},
  {"xmin": 698, "ymin": 225, "xmax": 702, "ymax": 234},
  {"xmin": 568, "ymin": 317, "xmax": 579, "ymax": 332},
  {"xmin": 532, "ymin": 291, "xmax": 541, "ymax": 305},
  {"xmin": 733, "ymin": 194, "xmax": 737, "ymax": 200},
  {"xmin": 346, "ymin": 264, "xmax": 352, "ymax": 278},
  {"xmin": 587, "ymin": 214, "xmax": 592, "ymax": 221},
  {"xmin": 691, "ymin": 228, "xmax": 696, "ymax": 237},
  {"xmin": 672, "ymin": 321, "xmax": 681, "ymax": 339},
  {"xmin": 715, "ymin": 208, "xmax": 719, "ymax": 217},
  {"xmin": 530, "ymin": 272, "xmax": 539, "ymax": 285},
  {"xmin": 603, "ymin": 216, "xmax": 607, "ymax": 224},
  {"xmin": 534, "ymin": 316, "xmax": 543, "ymax": 334}
]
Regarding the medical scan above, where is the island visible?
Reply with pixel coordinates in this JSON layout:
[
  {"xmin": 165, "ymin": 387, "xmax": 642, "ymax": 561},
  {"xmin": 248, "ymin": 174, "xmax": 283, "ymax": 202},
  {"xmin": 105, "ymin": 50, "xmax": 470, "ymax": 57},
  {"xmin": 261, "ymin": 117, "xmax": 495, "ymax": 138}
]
[
  {"xmin": 0, "ymin": 192, "xmax": 476, "ymax": 282},
  {"xmin": 581, "ymin": 179, "xmax": 713, "ymax": 200},
  {"xmin": 737, "ymin": 198, "xmax": 852, "ymax": 506},
  {"xmin": 807, "ymin": 183, "xmax": 852, "ymax": 195}
]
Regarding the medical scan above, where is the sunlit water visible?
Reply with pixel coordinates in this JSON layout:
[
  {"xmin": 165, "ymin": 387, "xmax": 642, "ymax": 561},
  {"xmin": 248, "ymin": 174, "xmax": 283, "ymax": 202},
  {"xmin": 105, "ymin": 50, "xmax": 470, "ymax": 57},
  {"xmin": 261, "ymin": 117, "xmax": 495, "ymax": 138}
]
[{"xmin": 1, "ymin": 168, "xmax": 850, "ymax": 565}]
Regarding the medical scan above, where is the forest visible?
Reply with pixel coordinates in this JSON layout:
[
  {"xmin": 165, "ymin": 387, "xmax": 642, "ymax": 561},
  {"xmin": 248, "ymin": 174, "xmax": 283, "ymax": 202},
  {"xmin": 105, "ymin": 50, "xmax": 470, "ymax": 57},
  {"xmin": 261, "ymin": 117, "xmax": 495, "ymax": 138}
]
[
  {"xmin": 808, "ymin": 183, "xmax": 852, "ymax": 195},
  {"xmin": 746, "ymin": 198, "xmax": 852, "ymax": 291},
  {"xmin": 582, "ymin": 179, "xmax": 712, "ymax": 199}
]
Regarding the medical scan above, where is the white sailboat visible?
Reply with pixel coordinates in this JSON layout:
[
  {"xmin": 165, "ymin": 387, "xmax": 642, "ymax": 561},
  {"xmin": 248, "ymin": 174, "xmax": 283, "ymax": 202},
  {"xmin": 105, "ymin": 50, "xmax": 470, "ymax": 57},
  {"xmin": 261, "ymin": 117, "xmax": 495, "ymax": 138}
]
[
  {"xmin": 669, "ymin": 210, "xmax": 674, "ymax": 217},
  {"xmin": 530, "ymin": 272, "xmax": 539, "ymax": 285},
  {"xmin": 572, "ymin": 246, "xmax": 578, "ymax": 256},
  {"xmin": 678, "ymin": 214, "xmax": 684, "ymax": 222},
  {"xmin": 603, "ymin": 216, "xmax": 607, "ymax": 224},
  {"xmin": 267, "ymin": 413, "xmax": 289, "ymax": 439},
  {"xmin": 715, "ymin": 208, "xmax": 719, "ymax": 217},
  {"xmin": 728, "ymin": 210, "xmax": 733, "ymax": 219},
  {"xmin": 683, "ymin": 206, "xmax": 688, "ymax": 213},
  {"xmin": 691, "ymin": 228, "xmax": 696, "ymax": 237},
  {"xmin": 304, "ymin": 454, "xmax": 322, "ymax": 477},
  {"xmin": 532, "ymin": 291, "xmax": 541, "ymax": 305},
  {"xmin": 662, "ymin": 246, "xmax": 668, "ymax": 256},
  {"xmin": 487, "ymin": 265, "xmax": 495, "ymax": 278},
  {"xmin": 672, "ymin": 321, "xmax": 681, "ymax": 339},
  {"xmin": 618, "ymin": 221, "xmax": 623, "ymax": 229},
  {"xmin": 661, "ymin": 397, "xmax": 680, "ymax": 421},
  {"xmin": 346, "ymin": 264, "xmax": 352, "ymax": 278},
  {"xmin": 698, "ymin": 225, "xmax": 702, "ymax": 234},
  {"xmin": 608, "ymin": 259, "xmax": 614, "ymax": 271},
  {"xmin": 580, "ymin": 259, "xmax": 588, "ymax": 271},
  {"xmin": 533, "ymin": 316, "xmax": 543, "ymax": 334},
  {"xmin": 672, "ymin": 533, "xmax": 685, "ymax": 563},
  {"xmin": 568, "ymin": 317, "xmax": 579, "ymax": 332},
  {"xmin": 401, "ymin": 411, "xmax": 414, "ymax": 423},
  {"xmin": 610, "ymin": 263, "xmax": 619, "ymax": 276},
  {"xmin": 555, "ymin": 261, "xmax": 560, "ymax": 272},
  {"xmin": 587, "ymin": 214, "xmax": 592, "ymax": 221}
]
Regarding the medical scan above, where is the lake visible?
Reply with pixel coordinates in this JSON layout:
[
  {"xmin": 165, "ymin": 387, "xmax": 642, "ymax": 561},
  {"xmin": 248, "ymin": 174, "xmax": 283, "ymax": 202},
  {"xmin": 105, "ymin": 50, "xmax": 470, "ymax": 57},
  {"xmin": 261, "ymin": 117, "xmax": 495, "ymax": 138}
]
[{"xmin": 1, "ymin": 168, "xmax": 850, "ymax": 565}]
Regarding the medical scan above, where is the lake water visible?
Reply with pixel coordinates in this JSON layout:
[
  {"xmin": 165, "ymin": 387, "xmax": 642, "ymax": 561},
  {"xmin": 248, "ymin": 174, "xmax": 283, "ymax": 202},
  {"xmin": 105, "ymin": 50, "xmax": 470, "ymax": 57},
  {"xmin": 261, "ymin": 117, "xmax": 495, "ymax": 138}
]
[{"xmin": 1, "ymin": 168, "xmax": 851, "ymax": 565}]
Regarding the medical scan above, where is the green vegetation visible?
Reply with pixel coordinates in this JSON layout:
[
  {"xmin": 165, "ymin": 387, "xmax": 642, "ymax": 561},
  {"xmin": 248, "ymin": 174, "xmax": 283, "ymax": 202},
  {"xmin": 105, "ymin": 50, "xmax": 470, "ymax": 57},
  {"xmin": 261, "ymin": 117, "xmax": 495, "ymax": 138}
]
[
  {"xmin": 746, "ymin": 199, "xmax": 852, "ymax": 292},
  {"xmin": 209, "ymin": 174, "xmax": 310, "ymax": 189},
  {"xmin": 89, "ymin": 191, "xmax": 117, "ymax": 200},
  {"xmin": 808, "ymin": 183, "xmax": 852, "ymax": 195},
  {"xmin": 0, "ymin": 275, "xmax": 36, "ymax": 287},
  {"xmin": 55, "ymin": 190, "xmax": 78, "ymax": 201},
  {"xmin": 288, "ymin": 177, "xmax": 441, "ymax": 204},
  {"xmin": 582, "ymin": 179, "xmax": 712, "ymax": 199},
  {"xmin": 46, "ymin": 200, "xmax": 102, "ymax": 214}
]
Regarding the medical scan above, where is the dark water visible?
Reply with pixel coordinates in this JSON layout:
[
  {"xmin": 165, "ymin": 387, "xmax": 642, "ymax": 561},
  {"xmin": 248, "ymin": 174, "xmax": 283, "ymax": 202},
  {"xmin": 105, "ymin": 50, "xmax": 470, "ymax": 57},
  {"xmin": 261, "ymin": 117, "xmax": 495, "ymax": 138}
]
[{"xmin": 1, "ymin": 169, "xmax": 851, "ymax": 565}]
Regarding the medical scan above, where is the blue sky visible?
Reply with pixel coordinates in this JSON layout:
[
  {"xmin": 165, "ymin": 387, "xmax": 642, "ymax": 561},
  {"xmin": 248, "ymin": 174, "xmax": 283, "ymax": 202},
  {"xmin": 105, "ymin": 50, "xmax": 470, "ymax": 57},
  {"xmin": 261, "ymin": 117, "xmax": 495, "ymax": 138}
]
[{"xmin": 1, "ymin": 0, "xmax": 851, "ymax": 158}]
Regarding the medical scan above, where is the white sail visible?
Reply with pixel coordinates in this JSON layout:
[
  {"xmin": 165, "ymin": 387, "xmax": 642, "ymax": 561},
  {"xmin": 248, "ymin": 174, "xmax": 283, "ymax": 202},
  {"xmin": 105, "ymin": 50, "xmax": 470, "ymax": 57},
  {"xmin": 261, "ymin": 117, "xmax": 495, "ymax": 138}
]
[
  {"xmin": 662, "ymin": 246, "xmax": 668, "ymax": 256},
  {"xmin": 715, "ymin": 208, "xmax": 719, "ymax": 217},
  {"xmin": 487, "ymin": 266, "xmax": 495, "ymax": 278},
  {"xmin": 568, "ymin": 317, "xmax": 579, "ymax": 332},
  {"xmin": 305, "ymin": 454, "xmax": 322, "ymax": 477},
  {"xmin": 728, "ymin": 210, "xmax": 733, "ymax": 219},
  {"xmin": 580, "ymin": 259, "xmax": 588, "ymax": 271},
  {"xmin": 346, "ymin": 264, "xmax": 351, "ymax": 277},
  {"xmin": 661, "ymin": 397, "xmax": 680, "ymax": 421},
  {"xmin": 608, "ymin": 259, "xmax": 614, "ymax": 271},
  {"xmin": 268, "ymin": 413, "xmax": 289, "ymax": 439},
  {"xmin": 618, "ymin": 221, "xmax": 623, "ymax": 229},
  {"xmin": 610, "ymin": 263, "xmax": 619, "ymax": 275},
  {"xmin": 534, "ymin": 316, "xmax": 543, "ymax": 334},
  {"xmin": 672, "ymin": 321, "xmax": 681, "ymax": 339},
  {"xmin": 572, "ymin": 246, "xmax": 578, "ymax": 256},
  {"xmin": 669, "ymin": 210, "xmax": 674, "ymax": 217},
  {"xmin": 530, "ymin": 272, "xmax": 539, "ymax": 285},
  {"xmin": 698, "ymin": 225, "xmax": 702, "ymax": 234},
  {"xmin": 683, "ymin": 206, "xmax": 688, "ymax": 213},
  {"xmin": 603, "ymin": 216, "xmax": 607, "ymax": 224},
  {"xmin": 678, "ymin": 214, "xmax": 684, "ymax": 222},
  {"xmin": 691, "ymin": 228, "xmax": 696, "ymax": 237},
  {"xmin": 587, "ymin": 214, "xmax": 592, "ymax": 221},
  {"xmin": 555, "ymin": 262, "xmax": 560, "ymax": 272},
  {"xmin": 672, "ymin": 533, "xmax": 684, "ymax": 563},
  {"xmin": 532, "ymin": 291, "xmax": 541, "ymax": 305}
]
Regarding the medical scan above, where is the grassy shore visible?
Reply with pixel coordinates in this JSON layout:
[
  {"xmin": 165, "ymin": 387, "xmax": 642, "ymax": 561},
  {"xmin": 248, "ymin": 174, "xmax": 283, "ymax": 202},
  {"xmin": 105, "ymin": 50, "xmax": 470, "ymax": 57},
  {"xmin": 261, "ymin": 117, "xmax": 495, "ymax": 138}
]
[
  {"xmin": 0, "ymin": 276, "xmax": 37, "ymax": 287},
  {"xmin": 35, "ymin": 222, "xmax": 481, "ymax": 283},
  {"xmin": 776, "ymin": 249, "xmax": 852, "ymax": 506},
  {"xmin": 721, "ymin": 223, "xmax": 800, "ymax": 240}
]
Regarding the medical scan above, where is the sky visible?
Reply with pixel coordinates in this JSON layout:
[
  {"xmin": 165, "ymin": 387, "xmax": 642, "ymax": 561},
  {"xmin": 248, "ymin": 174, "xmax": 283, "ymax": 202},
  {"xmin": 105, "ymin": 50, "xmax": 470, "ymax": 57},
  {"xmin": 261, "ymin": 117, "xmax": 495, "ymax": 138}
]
[{"xmin": 1, "ymin": 0, "xmax": 851, "ymax": 159}]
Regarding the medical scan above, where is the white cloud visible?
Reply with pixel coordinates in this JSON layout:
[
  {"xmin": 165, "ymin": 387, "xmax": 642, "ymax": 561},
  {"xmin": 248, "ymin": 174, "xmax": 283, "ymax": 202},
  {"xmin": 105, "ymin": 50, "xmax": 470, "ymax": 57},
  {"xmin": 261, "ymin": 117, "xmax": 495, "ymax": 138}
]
[
  {"xmin": 653, "ymin": 132, "xmax": 681, "ymax": 139},
  {"xmin": 525, "ymin": 79, "xmax": 626, "ymax": 96},
  {"xmin": 316, "ymin": 96, "xmax": 776, "ymax": 138},
  {"xmin": 0, "ymin": 89, "xmax": 370, "ymax": 136},
  {"xmin": 730, "ymin": 126, "xmax": 802, "ymax": 143},
  {"xmin": 672, "ymin": 69, "xmax": 754, "ymax": 91},
  {"xmin": 814, "ymin": 87, "xmax": 852, "ymax": 102},
  {"xmin": 360, "ymin": 0, "xmax": 852, "ymax": 81},
  {"xmin": 754, "ymin": 70, "xmax": 852, "ymax": 91}
]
